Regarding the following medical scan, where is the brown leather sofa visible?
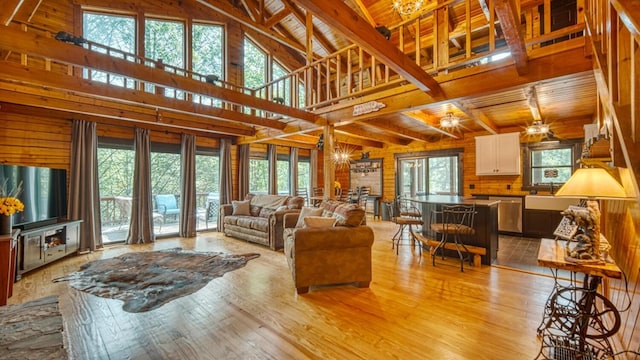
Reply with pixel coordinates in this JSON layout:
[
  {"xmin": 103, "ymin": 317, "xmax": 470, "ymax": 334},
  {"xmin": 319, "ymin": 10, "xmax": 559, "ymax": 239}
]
[
  {"xmin": 283, "ymin": 200, "xmax": 374, "ymax": 294},
  {"xmin": 220, "ymin": 194, "xmax": 305, "ymax": 251}
]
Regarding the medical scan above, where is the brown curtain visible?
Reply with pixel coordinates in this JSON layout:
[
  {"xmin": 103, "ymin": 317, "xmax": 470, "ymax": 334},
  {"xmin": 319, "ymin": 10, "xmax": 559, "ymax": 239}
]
[
  {"xmin": 179, "ymin": 134, "xmax": 196, "ymax": 237},
  {"xmin": 268, "ymin": 144, "xmax": 277, "ymax": 195},
  {"xmin": 218, "ymin": 139, "xmax": 233, "ymax": 230},
  {"xmin": 69, "ymin": 120, "xmax": 103, "ymax": 253},
  {"xmin": 311, "ymin": 149, "xmax": 319, "ymax": 190},
  {"xmin": 127, "ymin": 128, "xmax": 155, "ymax": 244},
  {"xmin": 289, "ymin": 147, "xmax": 299, "ymax": 196},
  {"xmin": 238, "ymin": 144, "xmax": 250, "ymax": 198}
]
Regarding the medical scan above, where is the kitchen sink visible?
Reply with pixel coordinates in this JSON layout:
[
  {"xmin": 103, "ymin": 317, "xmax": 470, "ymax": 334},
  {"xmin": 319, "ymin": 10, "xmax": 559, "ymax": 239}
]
[{"xmin": 525, "ymin": 195, "xmax": 580, "ymax": 211}]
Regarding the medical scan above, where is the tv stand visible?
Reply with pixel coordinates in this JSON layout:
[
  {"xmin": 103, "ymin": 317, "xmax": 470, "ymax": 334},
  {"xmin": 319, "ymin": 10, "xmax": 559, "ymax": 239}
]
[{"xmin": 16, "ymin": 220, "xmax": 82, "ymax": 279}]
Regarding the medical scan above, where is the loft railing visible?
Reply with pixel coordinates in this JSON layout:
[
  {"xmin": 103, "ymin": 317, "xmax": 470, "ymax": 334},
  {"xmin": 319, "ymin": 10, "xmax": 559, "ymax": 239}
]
[{"xmin": 255, "ymin": 0, "xmax": 587, "ymax": 111}]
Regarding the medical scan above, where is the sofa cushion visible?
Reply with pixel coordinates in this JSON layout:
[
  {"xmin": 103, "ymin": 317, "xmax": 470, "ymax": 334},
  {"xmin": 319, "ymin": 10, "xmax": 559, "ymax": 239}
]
[
  {"xmin": 250, "ymin": 205, "xmax": 262, "ymax": 217},
  {"xmin": 332, "ymin": 203, "xmax": 366, "ymax": 227},
  {"xmin": 296, "ymin": 206, "xmax": 324, "ymax": 228},
  {"xmin": 232, "ymin": 200, "xmax": 250, "ymax": 215},
  {"xmin": 285, "ymin": 196, "xmax": 305, "ymax": 209},
  {"xmin": 304, "ymin": 216, "xmax": 337, "ymax": 228}
]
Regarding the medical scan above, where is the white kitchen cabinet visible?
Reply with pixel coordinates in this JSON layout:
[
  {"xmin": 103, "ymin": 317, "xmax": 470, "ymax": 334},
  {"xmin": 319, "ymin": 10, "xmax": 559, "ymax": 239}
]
[{"xmin": 475, "ymin": 132, "xmax": 521, "ymax": 175}]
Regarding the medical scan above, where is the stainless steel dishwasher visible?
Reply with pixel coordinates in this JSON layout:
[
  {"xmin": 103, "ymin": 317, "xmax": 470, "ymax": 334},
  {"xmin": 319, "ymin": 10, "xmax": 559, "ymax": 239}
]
[{"xmin": 489, "ymin": 196, "xmax": 523, "ymax": 234}]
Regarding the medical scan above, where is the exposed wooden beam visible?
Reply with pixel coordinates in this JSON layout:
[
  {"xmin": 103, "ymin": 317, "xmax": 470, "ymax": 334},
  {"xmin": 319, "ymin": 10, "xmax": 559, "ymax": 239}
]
[
  {"xmin": 494, "ymin": 0, "xmax": 529, "ymax": 75},
  {"xmin": 325, "ymin": 47, "xmax": 592, "ymax": 123},
  {"xmin": 368, "ymin": 116, "xmax": 451, "ymax": 142},
  {"xmin": 526, "ymin": 86, "xmax": 542, "ymax": 121},
  {"xmin": 240, "ymin": 0, "xmax": 261, "ymax": 22},
  {"xmin": 452, "ymin": 101, "xmax": 499, "ymax": 134},
  {"xmin": 351, "ymin": 0, "xmax": 377, "ymax": 26},
  {"xmin": 0, "ymin": 0, "xmax": 23, "ymax": 26},
  {"xmin": 281, "ymin": 0, "xmax": 337, "ymax": 55},
  {"xmin": 401, "ymin": 112, "xmax": 460, "ymax": 139},
  {"xmin": 12, "ymin": 0, "xmax": 42, "ymax": 23},
  {"xmin": 0, "ymin": 61, "xmax": 283, "ymax": 131},
  {"xmin": 195, "ymin": 0, "xmax": 307, "ymax": 54},
  {"xmin": 0, "ymin": 88, "xmax": 254, "ymax": 136},
  {"xmin": 333, "ymin": 132, "xmax": 384, "ymax": 148},
  {"xmin": 0, "ymin": 27, "xmax": 321, "ymax": 124},
  {"xmin": 264, "ymin": 9, "xmax": 292, "ymax": 28},
  {"xmin": 337, "ymin": 123, "xmax": 412, "ymax": 145},
  {"xmin": 295, "ymin": 0, "xmax": 444, "ymax": 97}
]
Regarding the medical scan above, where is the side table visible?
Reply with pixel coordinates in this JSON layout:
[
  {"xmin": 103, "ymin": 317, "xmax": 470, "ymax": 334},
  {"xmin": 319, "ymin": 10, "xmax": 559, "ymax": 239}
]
[
  {"xmin": 535, "ymin": 238, "xmax": 622, "ymax": 360},
  {"xmin": 1, "ymin": 229, "xmax": 20, "ymax": 306}
]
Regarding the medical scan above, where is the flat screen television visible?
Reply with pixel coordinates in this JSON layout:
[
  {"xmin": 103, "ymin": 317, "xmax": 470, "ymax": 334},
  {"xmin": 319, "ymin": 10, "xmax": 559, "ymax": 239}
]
[{"xmin": 0, "ymin": 164, "xmax": 68, "ymax": 230}]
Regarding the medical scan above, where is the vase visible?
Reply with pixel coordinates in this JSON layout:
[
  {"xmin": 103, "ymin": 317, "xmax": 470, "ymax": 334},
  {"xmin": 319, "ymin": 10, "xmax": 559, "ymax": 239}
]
[{"xmin": 0, "ymin": 215, "xmax": 12, "ymax": 236}]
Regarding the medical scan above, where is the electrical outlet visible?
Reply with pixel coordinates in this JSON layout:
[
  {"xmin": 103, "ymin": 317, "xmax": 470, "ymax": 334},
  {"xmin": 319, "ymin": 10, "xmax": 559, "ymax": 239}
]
[
  {"xmin": 506, "ymin": 184, "xmax": 511, "ymax": 190},
  {"xmin": 469, "ymin": 184, "xmax": 475, "ymax": 189}
]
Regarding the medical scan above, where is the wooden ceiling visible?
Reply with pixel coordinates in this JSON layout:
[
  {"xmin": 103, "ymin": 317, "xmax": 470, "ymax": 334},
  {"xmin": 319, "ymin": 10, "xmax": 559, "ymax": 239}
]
[{"xmin": 0, "ymin": 0, "xmax": 597, "ymax": 149}]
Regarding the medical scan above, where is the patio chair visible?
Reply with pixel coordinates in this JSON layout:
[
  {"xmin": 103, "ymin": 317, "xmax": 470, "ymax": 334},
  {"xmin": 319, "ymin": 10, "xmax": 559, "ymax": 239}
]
[{"xmin": 155, "ymin": 194, "xmax": 180, "ymax": 221}]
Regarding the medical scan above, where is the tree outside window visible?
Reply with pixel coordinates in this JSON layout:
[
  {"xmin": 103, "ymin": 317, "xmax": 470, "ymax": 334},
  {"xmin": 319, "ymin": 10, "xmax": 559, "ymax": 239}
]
[
  {"xmin": 145, "ymin": 18, "xmax": 185, "ymax": 99},
  {"xmin": 193, "ymin": 23, "xmax": 223, "ymax": 107}
]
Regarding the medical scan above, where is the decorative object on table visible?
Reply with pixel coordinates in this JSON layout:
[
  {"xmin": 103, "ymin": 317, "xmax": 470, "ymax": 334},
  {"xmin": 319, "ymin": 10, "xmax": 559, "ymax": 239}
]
[
  {"xmin": 554, "ymin": 167, "xmax": 632, "ymax": 263},
  {"xmin": 0, "ymin": 295, "xmax": 67, "ymax": 359},
  {"xmin": 53, "ymin": 248, "xmax": 260, "ymax": 313},
  {"xmin": 0, "ymin": 180, "xmax": 24, "ymax": 235},
  {"xmin": 552, "ymin": 205, "xmax": 583, "ymax": 240}
]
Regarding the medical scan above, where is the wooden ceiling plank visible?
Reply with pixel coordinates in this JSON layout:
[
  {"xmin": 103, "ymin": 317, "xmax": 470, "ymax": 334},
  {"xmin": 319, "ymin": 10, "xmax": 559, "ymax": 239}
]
[
  {"xmin": 333, "ymin": 132, "xmax": 384, "ymax": 148},
  {"xmin": 337, "ymin": 123, "xmax": 412, "ymax": 145},
  {"xmin": 295, "ymin": 0, "xmax": 444, "ymax": 97},
  {"xmin": 0, "ymin": 0, "xmax": 24, "ymax": 26},
  {"xmin": 280, "ymin": 0, "xmax": 337, "ymax": 55},
  {"xmin": 526, "ymin": 86, "xmax": 542, "ymax": 121},
  {"xmin": 494, "ymin": 0, "xmax": 529, "ymax": 75},
  {"xmin": 12, "ymin": 0, "xmax": 41, "ymax": 23},
  {"xmin": 400, "ymin": 112, "xmax": 460, "ymax": 139},
  {"xmin": 351, "ymin": 0, "xmax": 377, "ymax": 26},
  {"xmin": 0, "ymin": 28, "xmax": 320, "ymax": 124},
  {"xmin": 453, "ymin": 100, "xmax": 499, "ymax": 134}
]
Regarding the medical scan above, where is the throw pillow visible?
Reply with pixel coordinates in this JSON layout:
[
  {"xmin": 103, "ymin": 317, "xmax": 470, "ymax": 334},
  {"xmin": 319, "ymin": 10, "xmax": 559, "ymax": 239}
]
[
  {"xmin": 304, "ymin": 216, "xmax": 337, "ymax": 228},
  {"xmin": 295, "ymin": 206, "xmax": 323, "ymax": 228},
  {"xmin": 232, "ymin": 200, "xmax": 250, "ymax": 216}
]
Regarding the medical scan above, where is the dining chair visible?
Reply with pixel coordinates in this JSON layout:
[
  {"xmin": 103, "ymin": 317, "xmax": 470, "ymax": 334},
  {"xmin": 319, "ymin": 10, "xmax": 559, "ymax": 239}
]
[
  {"xmin": 386, "ymin": 197, "xmax": 423, "ymax": 255},
  {"xmin": 429, "ymin": 204, "xmax": 476, "ymax": 271}
]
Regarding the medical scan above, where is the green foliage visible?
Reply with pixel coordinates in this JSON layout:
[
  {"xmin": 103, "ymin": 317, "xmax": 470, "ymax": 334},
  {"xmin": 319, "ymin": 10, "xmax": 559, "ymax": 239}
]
[
  {"xmin": 244, "ymin": 39, "xmax": 266, "ymax": 89},
  {"xmin": 249, "ymin": 159, "xmax": 268, "ymax": 193}
]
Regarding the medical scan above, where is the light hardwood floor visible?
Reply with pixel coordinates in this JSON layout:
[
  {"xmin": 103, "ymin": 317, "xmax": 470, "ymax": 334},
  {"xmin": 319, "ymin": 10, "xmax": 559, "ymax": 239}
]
[{"xmin": 8, "ymin": 218, "xmax": 555, "ymax": 359}]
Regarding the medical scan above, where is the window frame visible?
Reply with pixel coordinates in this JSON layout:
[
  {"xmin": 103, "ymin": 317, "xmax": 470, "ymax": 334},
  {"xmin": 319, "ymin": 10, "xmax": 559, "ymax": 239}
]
[
  {"xmin": 395, "ymin": 148, "xmax": 464, "ymax": 197},
  {"xmin": 522, "ymin": 140, "xmax": 583, "ymax": 192}
]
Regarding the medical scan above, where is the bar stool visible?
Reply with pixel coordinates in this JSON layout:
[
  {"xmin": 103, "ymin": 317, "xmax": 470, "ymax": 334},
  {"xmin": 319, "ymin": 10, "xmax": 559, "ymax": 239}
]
[
  {"xmin": 386, "ymin": 197, "xmax": 423, "ymax": 255},
  {"xmin": 430, "ymin": 204, "xmax": 476, "ymax": 271}
]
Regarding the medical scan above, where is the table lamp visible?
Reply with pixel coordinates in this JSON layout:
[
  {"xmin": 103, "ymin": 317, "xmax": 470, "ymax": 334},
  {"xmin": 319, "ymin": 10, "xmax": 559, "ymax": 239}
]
[{"xmin": 554, "ymin": 167, "xmax": 629, "ymax": 260}]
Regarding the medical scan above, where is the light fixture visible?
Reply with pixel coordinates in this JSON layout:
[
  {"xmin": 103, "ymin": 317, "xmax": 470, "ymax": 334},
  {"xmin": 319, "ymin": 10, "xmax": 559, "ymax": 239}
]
[
  {"xmin": 440, "ymin": 113, "xmax": 460, "ymax": 128},
  {"xmin": 332, "ymin": 144, "xmax": 353, "ymax": 168},
  {"xmin": 526, "ymin": 120, "xmax": 550, "ymax": 135},
  {"xmin": 392, "ymin": 0, "xmax": 424, "ymax": 16},
  {"xmin": 555, "ymin": 167, "xmax": 632, "ymax": 261}
]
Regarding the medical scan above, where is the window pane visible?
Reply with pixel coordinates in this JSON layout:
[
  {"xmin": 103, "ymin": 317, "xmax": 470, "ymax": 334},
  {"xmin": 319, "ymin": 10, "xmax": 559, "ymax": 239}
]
[
  {"xmin": 531, "ymin": 148, "xmax": 573, "ymax": 184},
  {"xmin": 195, "ymin": 152, "xmax": 220, "ymax": 231},
  {"xmin": 272, "ymin": 62, "xmax": 291, "ymax": 106},
  {"xmin": 297, "ymin": 161, "xmax": 310, "ymax": 191},
  {"xmin": 98, "ymin": 145, "xmax": 135, "ymax": 244},
  {"xmin": 151, "ymin": 151, "xmax": 181, "ymax": 236},
  {"xmin": 429, "ymin": 156, "xmax": 458, "ymax": 195},
  {"xmin": 249, "ymin": 158, "xmax": 268, "ymax": 194},
  {"xmin": 277, "ymin": 159, "xmax": 289, "ymax": 195},
  {"xmin": 145, "ymin": 19, "xmax": 185, "ymax": 99},
  {"xmin": 83, "ymin": 12, "xmax": 135, "ymax": 88},
  {"xmin": 193, "ymin": 23, "xmax": 223, "ymax": 107},
  {"xmin": 244, "ymin": 39, "xmax": 266, "ymax": 88}
]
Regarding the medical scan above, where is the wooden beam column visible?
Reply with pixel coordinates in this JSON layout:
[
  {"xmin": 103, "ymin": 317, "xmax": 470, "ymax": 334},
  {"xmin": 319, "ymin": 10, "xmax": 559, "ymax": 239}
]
[{"xmin": 322, "ymin": 124, "xmax": 336, "ymax": 200}]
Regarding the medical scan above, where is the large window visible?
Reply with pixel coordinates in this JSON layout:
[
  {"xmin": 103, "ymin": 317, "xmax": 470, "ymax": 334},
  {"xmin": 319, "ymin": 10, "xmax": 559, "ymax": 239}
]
[
  {"xmin": 396, "ymin": 150, "xmax": 462, "ymax": 196},
  {"xmin": 145, "ymin": 18, "xmax": 185, "ymax": 99},
  {"xmin": 151, "ymin": 145, "xmax": 182, "ymax": 236},
  {"xmin": 97, "ymin": 140, "xmax": 135, "ymax": 244},
  {"xmin": 195, "ymin": 150, "xmax": 220, "ymax": 231},
  {"xmin": 272, "ymin": 62, "xmax": 290, "ymax": 106},
  {"xmin": 192, "ymin": 23, "xmax": 224, "ymax": 107},
  {"xmin": 249, "ymin": 155, "xmax": 268, "ymax": 194},
  {"xmin": 277, "ymin": 155, "xmax": 290, "ymax": 195},
  {"xmin": 523, "ymin": 141, "xmax": 582, "ymax": 191},
  {"xmin": 244, "ymin": 38, "xmax": 267, "ymax": 115},
  {"xmin": 297, "ymin": 159, "xmax": 310, "ymax": 193},
  {"xmin": 83, "ymin": 12, "xmax": 136, "ymax": 87}
]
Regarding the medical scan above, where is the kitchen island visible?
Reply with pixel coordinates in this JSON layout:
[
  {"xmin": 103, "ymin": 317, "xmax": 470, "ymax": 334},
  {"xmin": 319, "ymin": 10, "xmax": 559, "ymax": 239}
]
[{"xmin": 408, "ymin": 195, "xmax": 499, "ymax": 265}]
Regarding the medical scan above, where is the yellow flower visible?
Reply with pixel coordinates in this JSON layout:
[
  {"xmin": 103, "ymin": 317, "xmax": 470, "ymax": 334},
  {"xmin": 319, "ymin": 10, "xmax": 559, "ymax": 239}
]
[
  {"xmin": 0, "ymin": 197, "xmax": 24, "ymax": 215},
  {"xmin": 334, "ymin": 181, "xmax": 341, "ymax": 189}
]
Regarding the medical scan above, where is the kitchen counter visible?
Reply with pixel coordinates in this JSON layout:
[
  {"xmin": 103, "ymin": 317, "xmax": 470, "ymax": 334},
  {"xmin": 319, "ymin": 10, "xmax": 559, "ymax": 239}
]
[{"xmin": 408, "ymin": 195, "xmax": 499, "ymax": 265}]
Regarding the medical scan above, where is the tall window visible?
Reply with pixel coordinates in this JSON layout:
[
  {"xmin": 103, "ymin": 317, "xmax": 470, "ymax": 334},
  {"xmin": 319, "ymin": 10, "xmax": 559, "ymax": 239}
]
[
  {"xmin": 145, "ymin": 18, "xmax": 185, "ymax": 99},
  {"xmin": 192, "ymin": 23, "xmax": 224, "ymax": 107},
  {"xmin": 523, "ymin": 141, "xmax": 581, "ymax": 191},
  {"xmin": 277, "ymin": 155, "xmax": 290, "ymax": 195},
  {"xmin": 83, "ymin": 12, "xmax": 135, "ymax": 87},
  {"xmin": 97, "ymin": 140, "xmax": 135, "ymax": 244},
  {"xmin": 150, "ymin": 144, "xmax": 182, "ymax": 236},
  {"xmin": 244, "ymin": 38, "xmax": 267, "ymax": 115},
  {"xmin": 396, "ymin": 151, "xmax": 462, "ymax": 196},
  {"xmin": 249, "ymin": 154, "xmax": 268, "ymax": 194},
  {"xmin": 195, "ymin": 150, "xmax": 220, "ymax": 231},
  {"xmin": 297, "ymin": 159, "xmax": 310, "ymax": 193},
  {"xmin": 272, "ymin": 62, "xmax": 290, "ymax": 106}
]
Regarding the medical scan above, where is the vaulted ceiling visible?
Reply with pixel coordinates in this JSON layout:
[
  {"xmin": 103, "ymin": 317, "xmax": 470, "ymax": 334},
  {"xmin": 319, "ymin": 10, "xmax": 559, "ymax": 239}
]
[{"xmin": 0, "ymin": 0, "xmax": 597, "ymax": 150}]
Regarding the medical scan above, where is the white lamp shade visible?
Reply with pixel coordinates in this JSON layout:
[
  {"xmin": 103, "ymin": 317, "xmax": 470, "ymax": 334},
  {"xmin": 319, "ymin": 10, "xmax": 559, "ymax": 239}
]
[{"xmin": 555, "ymin": 168, "xmax": 628, "ymax": 199}]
